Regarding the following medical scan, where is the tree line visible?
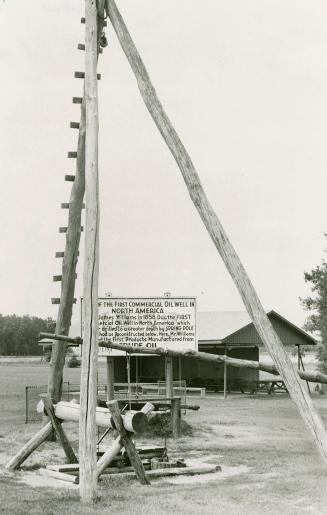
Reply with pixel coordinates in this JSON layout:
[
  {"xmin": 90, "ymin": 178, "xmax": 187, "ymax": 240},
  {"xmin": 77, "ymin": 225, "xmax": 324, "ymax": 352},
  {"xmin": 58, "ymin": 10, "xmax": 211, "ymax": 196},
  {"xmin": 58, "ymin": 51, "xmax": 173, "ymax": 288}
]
[{"xmin": 0, "ymin": 315, "xmax": 55, "ymax": 355}]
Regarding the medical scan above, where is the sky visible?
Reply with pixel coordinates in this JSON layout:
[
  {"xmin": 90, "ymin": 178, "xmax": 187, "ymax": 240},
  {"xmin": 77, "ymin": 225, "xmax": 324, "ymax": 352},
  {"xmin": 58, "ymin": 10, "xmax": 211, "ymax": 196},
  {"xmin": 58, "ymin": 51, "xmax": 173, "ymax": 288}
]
[{"xmin": 0, "ymin": 0, "xmax": 327, "ymax": 330}]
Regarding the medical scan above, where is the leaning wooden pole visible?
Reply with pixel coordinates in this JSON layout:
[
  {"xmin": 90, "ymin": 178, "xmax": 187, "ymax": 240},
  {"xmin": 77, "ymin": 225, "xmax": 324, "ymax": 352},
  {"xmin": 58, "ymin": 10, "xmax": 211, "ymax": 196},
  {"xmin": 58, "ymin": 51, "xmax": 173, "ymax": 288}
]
[
  {"xmin": 106, "ymin": 0, "xmax": 327, "ymax": 464},
  {"xmin": 48, "ymin": 8, "xmax": 106, "ymax": 404},
  {"xmin": 79, "ymin": 0, "xmax": 101, "ymax": 504}
]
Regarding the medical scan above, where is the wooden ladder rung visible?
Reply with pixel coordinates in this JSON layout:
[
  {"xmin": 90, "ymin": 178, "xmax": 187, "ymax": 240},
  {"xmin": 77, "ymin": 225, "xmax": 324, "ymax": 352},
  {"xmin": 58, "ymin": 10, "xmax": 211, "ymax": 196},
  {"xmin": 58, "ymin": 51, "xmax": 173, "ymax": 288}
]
[
  {"xmin": 65, "ymin": 175, "xmax": 75, "ymax": 182},
  {"xmin": 59, "ymin": 227, "xmax": 83, "ymax": 233},
  {"xmin": 68, "ymin": 151, "xmax": 77, "ymax": 158},
  {"xmin": 52, "ymin": 298, "xmax": 77, "ymax": 305},
  {"xmin": 81, "ymin": 17, "xmax": 107, "ymax": 27},
  {"xmin": 61, "ymin": 203, "xmax": 85, "ymax": 209},
  {"xmin": 70, "ymin": 122, "xmax": 80, "ymax": 129},
  {"xmin": 74, "ymin": 71, "xmax": 101, "ymax": 80},
  {"xmin": 72, "ymin": 97, "xmax": 83, "ymax": 104},
  {"xmin": 78, "ymin": 43, "xmax": 102, "ymax": 54}
]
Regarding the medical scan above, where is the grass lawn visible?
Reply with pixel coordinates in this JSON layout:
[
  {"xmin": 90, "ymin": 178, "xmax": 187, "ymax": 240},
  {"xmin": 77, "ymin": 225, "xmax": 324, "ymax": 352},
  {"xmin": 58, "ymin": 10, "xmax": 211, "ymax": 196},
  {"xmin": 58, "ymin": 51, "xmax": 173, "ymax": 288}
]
[{"xmin": 1, "ymin": 361, "xmax": 327, "ymax": 514}]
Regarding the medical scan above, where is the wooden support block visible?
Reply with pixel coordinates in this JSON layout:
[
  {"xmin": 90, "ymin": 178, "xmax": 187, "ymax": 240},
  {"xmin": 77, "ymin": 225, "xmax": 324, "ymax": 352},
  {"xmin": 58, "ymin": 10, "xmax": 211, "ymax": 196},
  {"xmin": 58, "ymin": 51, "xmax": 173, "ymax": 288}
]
[
  {"xmin": 68, "ymin": 151, "xmax": 78, "ymax": 158},
  {"xmin": 61, "ymin": 202, "xmax": 85, "ymax": 209},
  {"xmin": 40, "ymin": 395, "xmax": 78, "ymax": 464},
  {"xmin": 5, "ymin": 422, "xmax": 53, "ymax": 471},
  {"xmin": 70, "ymin": 122, "xmax": 80, "ymax": 129},
  {"xmin": 74, "ymin": 71, "xmax": 101, "ymax": 80},
  {"xmin": 78, "ymin": 43, "xmax": 102, "ymax": 54},
  {"xmin": 81, "ymin": 17, "xmax": 107, "ymax": 27},
  {"xmin": 55, "ymin": 252, "xmax": 65, "ymax": 258},
  {"xmin": 59, "ymin": 227, "xmax": 83, "ymax": 233},
  {"xmin": 72, "ymin": 97, "xmax": 83, "ymax": 104},
  {"xmin": 65, "ymin": 174, "xmax": 75, "ymax": 182},
  {"xmin": 96, "ymin": 436, "xmax": 123, "ymax": 478},
  {"xmin": 40, "ymin": 468, "xmax": 79, "ymax": 484},
  {"xmin": 51, "ymin": 298, "xmax": 77, "ymax": 305},
  {"xmin": 107, "ymin": 400, "xmax": 150, "ymax": 485}
]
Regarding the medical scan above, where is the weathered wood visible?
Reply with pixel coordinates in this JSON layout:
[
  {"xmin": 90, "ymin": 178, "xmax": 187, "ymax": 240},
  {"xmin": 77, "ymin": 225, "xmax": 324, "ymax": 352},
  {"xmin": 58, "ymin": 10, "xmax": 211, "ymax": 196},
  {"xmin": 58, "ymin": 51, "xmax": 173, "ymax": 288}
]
[
  {"xmin": 55, "ymin": 252, "xmax": 65, "ymax": 258},
  {"xmin": 40, "ymin": 395, "xmax": 78, "ymax": 464},
  {"xmin": 68, "ymin": 151, "xmax": 78, "ymax": 158},
  {"xmin": 59, "ymin": 227, "xmax": 83, "ymax": 233},
  {"xmin": 40, "ymin": 332, "xmax": 327, "ymax": 386},
  {"xmin": 165, "ymin": 356, "xmax": 173, "ymax": 398},
  {"xmin": 74, "ymin": 71, "xmax": 101, "ymax": 80},
  {"xmin": 96, "ymin": 436, "xmax": 123, "ymax": 478},
  {"xmin": 106, "ymin": 356, "xmax": 115, "ymax": 401},
  {"xmin": 81, "ymin": 16, "xmax": 107, "ymax": 27},
  {"xmin": 73, "ymin": 97, "xmax": 83, "ymax": 104},
  {"xmin": 40, "ymin": 468, "xmax": 79, "ymax": 484},
  {"xmin": 79, "ymin": 0, "xmax": 102, "ymax": 503},
  {"xmin": 70, "ymin": 122, "xmax": 80, "ymax": 129},
  {"xmin": 5, "ymin": 422, "xmax": 53, "ymax": 471},
  {"xmin": 78, "ymin": 43, "xmax": 103, "ymax": 54},
  {"xmin": 106, "ymin": 0, "xmax": 327, "ymax": 465},
  {"xmin": 171, "ymin": 397, "xmax": 181, "ymax": 438},
  {"xmin": 107, "ymin": 400, "xmax": 150, "ymax": 485},
  {"xmin": 51, "ymin": 298, "xmax": 77, "ymax": 305},
  {"xmin": 112, "ymin": 464, "xmax": 220, "ymax": 480},
  {"xmin": 64, "ymin": 174, "xmax": 75, "ymax": 181},
  {"xmin": 61, "ymin": 203, "xmax": 85, "ymax": 209}
]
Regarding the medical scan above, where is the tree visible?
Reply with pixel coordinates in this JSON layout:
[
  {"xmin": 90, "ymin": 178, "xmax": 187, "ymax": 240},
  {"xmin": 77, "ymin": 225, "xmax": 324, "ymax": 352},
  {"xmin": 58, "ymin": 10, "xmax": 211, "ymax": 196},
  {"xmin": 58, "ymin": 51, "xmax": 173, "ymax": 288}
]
[
  {"xmin": 301, "ymin": 255, "xmax": 327, "ymax": 373},
  {"xmin": 0, "ymin": 315, "xmax": 55, "ymax": 356}
]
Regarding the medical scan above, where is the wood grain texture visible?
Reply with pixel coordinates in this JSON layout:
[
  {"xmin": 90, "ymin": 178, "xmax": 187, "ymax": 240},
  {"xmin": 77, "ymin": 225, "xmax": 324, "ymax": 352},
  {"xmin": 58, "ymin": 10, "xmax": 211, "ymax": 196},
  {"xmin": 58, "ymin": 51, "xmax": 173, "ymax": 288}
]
[
  {"xmin": 106, "ymin": 0, "xmax": 327, "ymax": 465},
  {"xmin": 5, "ymin": 422, "xmax": 53, "ymax": 471}
]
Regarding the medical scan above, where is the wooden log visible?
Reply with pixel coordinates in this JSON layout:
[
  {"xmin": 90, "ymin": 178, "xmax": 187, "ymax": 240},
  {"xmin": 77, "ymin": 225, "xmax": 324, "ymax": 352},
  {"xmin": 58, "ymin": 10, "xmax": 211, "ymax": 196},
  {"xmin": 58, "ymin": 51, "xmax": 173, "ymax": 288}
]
[
  {"xmin": 55, "ymin": 252, "xmax": 65, "ymax": 258},
  {"xmin": 107, "ymin": 400, "xmax": 150, "ymax": 485},
  {"xmin": 51, "ymin": 298, "xmax": 77, "ymax": 305},
  {"xmin": 106, "ymin": 356, "xmax": 115, "ymax": 401},
  {"xmin": 59, "ymin": 227, "xmax": 83, "ymax": 233},
  {"xmin": 64, "ymin": 174, "xmax": 75, "ymax": 181},
  {"xmin": 74, "ymin": 71, "xmax": 101, "ymax": 80},
  {"xmin": 73, "ymin": 97, "xmax": 83, "ymax": 104},
  {"xmin": 5, "ymin": 422, "xmax": 53, "ymax": 471},
  {"xmin": 61, "ymin": 203, "xmax": 85, "ymax": 209},
  {"xmin": 171, "ymin": 397, "xmax": 181, "ymax": 438},
  {"xmin": 40, "ymin": 468, "xmax": 79, "ymax": 484},
  {"xmin": 70, "ymin": 122, "xmax": 80, "ymax": 129},
  {"xmin": 165, "ymin": 356, "xmax": 173, "ymax": 398},
  {"xmin": 108, "ymin": 464, "xmax": 220, "ymax": 480},
  {"xmin": 40, "ymin": 332, "xmax": 327, "ymax": 386},
  {"xmin": 68, "ymin": 151, "xmax": 78, "ymax": 158},
  {"xmin": 105, "ymin": 0, "xmax": 327, "ymax": 465},
  {"xmin": 40, "ymin": 395, "xmax": 78, "ymax": 464},
  {"xmin": 79, "ymin": 0, "xmax": 102, "ymax": 503}
]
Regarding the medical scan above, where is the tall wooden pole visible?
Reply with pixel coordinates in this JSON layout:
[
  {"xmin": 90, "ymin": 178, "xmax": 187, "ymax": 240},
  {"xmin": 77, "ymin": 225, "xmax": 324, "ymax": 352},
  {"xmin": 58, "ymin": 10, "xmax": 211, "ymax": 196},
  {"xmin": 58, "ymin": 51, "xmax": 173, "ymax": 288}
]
[
  {"xmin": 106, "ymin": 0, "xmax": 327, "ymax": 465},
  {"xmin": 79, "ymin": 0, "xmax": 100, "ymax": 503}
]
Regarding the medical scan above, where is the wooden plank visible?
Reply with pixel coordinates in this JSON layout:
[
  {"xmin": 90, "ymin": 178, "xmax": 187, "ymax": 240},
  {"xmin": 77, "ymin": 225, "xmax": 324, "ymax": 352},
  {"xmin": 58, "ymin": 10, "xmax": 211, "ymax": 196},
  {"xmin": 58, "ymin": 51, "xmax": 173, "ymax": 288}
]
[
  {"xmin": 81, "ymin": 17, "xmax": 107, "ymax": 27},
  {"xmin": 79, "ymin": 0, "xmax": 102, "ymax": 504},
  {"xmin": 73, "ymin": 97, "xmax": 83, "ymax": 104},
  {"xmin": 55, "ymin": 252, "xmax": 65, "ymax": 258},
  {"xmin": 171, "ymin": 397, "xmax": 181, "ymax": 438},
  {"xmin": 78, "ymin": 43, "xmax": 103, "ymax": 54},
  {"xmin": 165, "ymin": 356, "xmax": 173, "ymax": 399},
  {"xmin": 40, "ymin": 468, "xmax": 79, "ymax": 484},
  {"xmin": 5, "ymin": 422, "xmax": 53, "ymax": 471},
  {"xmin": 107, "ymin": 400, "xmax": 150, "ymax": 485},
  {"xmin": 51, "ymin": 298, "xmax": 77, "ymax": 305},
  {"xmin": 40, "ymin": 395, "xmax": 78, "ymax": 464},
  {"xmin": 96, "ymin": 436, "xmax": 123, "ymax": 478},
  {"xmin": 68, "ymin": 151, "xmax": 78, "ymax": 158},
  {"xmin": 61, "ymin": 203, "xmax": 85, "ymax": 209},
  {"xmin": 108, "ymin": 464, "xmax": 220, "ymax": 480},
  {"xmin": 70, "ymin": 122, "xmax": 80, "ymax": 129},
  {"xmin": 64, "ymin": 174, "xmax": 75, "ymax": 181},
  {"xmin": 106, "ymin": 0, "xmax": 327, "ymax": 466},
  {"xmin": 59, "ymin": 227, "xmax": 83, "ymax": 233}
]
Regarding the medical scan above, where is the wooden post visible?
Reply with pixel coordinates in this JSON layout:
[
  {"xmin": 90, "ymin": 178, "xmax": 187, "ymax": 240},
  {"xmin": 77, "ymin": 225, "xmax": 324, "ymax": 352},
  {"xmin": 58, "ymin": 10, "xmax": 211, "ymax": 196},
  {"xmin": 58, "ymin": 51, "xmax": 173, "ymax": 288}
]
[
  {"xmin": 165, "ymin": 356, "xmax": 174, "ymax": 398},
  {"xmin": 106, "ymin": 0, "xmax": 327, "ymax": 465},
  {"xmin": 79, "ymin": 0, "xmax": 101, "ymax": 504},
  {"xmin": 106, "ymin": 356, "xmax": 115, "ymax": 401},
  {"xmin": 171, "ymin": 397, "xmax": 181, "ymax": 438},
  {"xmin": 5, "ymin": 422, "xmax": 53, "ymax": 471},
  {"xmin": 223, "ymin": 346, "xmax": 228, "ymax": 400}
]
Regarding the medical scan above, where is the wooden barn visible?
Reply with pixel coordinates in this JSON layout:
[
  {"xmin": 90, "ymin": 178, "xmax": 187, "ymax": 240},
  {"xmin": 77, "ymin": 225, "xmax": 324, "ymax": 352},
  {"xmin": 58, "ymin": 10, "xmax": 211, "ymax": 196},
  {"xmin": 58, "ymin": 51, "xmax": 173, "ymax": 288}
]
[{"xmin": 113, "ymin": 310, "xmax": 316, "ymax": 392}]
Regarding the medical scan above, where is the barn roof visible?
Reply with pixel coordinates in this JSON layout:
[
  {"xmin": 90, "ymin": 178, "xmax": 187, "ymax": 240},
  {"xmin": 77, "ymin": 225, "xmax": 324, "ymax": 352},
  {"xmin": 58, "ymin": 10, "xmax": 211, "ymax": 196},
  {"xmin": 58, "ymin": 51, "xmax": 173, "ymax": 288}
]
[{"xmin": 197, "ymin": 310, "xmax": 316, "ymax": 347}]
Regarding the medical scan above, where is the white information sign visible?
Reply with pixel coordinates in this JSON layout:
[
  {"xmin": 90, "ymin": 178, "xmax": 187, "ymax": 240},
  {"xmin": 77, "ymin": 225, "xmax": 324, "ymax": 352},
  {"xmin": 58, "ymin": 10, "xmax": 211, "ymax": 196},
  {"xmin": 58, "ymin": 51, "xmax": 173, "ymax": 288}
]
[{"xmin": 81, "ymin": 297, "xmax": 197, "ymax": 356}]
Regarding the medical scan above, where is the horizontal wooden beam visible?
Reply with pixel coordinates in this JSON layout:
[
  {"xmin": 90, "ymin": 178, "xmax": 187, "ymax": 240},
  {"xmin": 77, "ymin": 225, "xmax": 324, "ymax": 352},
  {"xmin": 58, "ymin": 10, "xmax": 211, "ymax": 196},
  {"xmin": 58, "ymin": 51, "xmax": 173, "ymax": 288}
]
[
  {"xmin": 70, "ymin": 122, "xmax": 80, "ymax": 129},
  {"xmin": 74, "ymin": 71, "xmax": 101, "ymax": 80},
  {"xmin": 72, "ymin": 97, "xmax": 83, "ymax": 104},
  {"xmin": 59, "ymin": 227, "xmax": 83, "ymax": 233},
  {"xmin": 39, "ymin": 332, "xmax": 327, "ymax": 386},
  {"xmin": 53, "ymin": 274, "xmax": 77, "ymax": 282},
  {"xmin": 68, "ymin": 151, "xmax": 77, "ymax": 158},
  {"xmin": 64, "ymin": 174, "xmax": 75, "ymax": 182},
  {"xmin": 55, "ymin": 252, "xmax": 65, "ymax": 258},
  {"xmin": 81, "ymin": 17, "xmax": 107, "ymax": 27}
]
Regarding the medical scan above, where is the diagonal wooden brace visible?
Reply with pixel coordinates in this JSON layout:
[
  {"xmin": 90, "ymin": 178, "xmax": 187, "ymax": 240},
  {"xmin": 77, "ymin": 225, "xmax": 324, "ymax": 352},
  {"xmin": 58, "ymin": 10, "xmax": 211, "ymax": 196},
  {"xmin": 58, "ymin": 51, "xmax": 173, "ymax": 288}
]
[
  {"xmin": 107, "ymin": 400, "xmax": 150, "ymax": 485},
  {"xmin": 40, "ymin": 394, "xmax": 78, "ymax": 464}
]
